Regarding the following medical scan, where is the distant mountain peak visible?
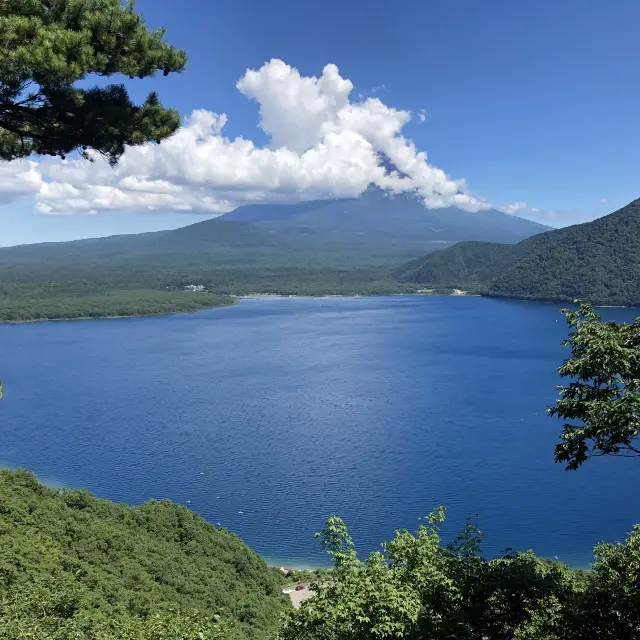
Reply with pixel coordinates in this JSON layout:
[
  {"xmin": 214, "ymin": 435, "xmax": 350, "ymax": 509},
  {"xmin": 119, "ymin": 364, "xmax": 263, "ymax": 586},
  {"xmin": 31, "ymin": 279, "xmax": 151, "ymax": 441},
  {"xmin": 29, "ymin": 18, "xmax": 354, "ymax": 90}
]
[{"xmin": 220, "ymin": 188, "xmax": 549, "ymax": 244}]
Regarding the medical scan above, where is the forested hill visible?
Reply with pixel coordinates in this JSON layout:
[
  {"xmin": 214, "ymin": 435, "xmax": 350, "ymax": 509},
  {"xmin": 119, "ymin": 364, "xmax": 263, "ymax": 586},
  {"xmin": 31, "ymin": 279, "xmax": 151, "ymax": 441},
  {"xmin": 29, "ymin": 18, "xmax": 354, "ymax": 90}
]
[
  {"xmin": 397, "ymin": 199, "xmax": 640, "ymax": 306},
  {"xmin": 0, "ymin": 469, "xmax": 286, "ymax": 639}
]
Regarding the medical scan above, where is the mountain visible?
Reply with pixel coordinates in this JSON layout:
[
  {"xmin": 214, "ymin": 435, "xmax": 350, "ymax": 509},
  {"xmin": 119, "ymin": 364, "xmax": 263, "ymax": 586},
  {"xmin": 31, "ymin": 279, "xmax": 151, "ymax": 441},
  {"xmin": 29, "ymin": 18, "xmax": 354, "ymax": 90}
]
[
  {"xmin": 220, "ymin": 187, "xmax": 551, "ymax": 245},
  {"xmin": 0, "ymin": 188, "xmax": 550, "ymax": 282},
  {"xmin": 0, "ymin": 193, "xmax": 548, "ymax": 271},
  {"xmin": 396, "ymin": 199, "xmax": 640, "ymax": 306},
  {"xmin": 0, "ymin": 221, "xmax": 285, "ymax": 265}
]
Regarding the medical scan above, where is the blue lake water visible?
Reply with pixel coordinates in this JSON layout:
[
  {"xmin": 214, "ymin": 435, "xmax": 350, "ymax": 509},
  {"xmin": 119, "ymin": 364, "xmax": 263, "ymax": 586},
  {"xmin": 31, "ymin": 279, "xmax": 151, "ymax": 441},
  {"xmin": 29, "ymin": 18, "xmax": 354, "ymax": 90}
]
[{"xmin": 1, "ymin": 295, "xmax": 639, "ymax": 567}]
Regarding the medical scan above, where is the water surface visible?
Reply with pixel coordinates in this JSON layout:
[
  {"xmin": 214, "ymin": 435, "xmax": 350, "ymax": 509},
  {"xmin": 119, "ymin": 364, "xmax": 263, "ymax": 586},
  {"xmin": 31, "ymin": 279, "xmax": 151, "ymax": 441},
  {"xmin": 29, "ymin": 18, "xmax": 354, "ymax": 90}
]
[{"xmin": 1, "ymin": 296, "xmax": 638, "ymax": 567}]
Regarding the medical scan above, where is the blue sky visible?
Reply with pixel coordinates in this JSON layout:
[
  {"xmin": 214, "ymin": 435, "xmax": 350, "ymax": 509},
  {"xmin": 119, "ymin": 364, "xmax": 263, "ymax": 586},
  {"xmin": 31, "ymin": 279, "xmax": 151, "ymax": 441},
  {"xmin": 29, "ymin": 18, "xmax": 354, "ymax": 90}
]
[{"xmin": 2, "ymin": 0, "xmax": 638, "ymax": 246}]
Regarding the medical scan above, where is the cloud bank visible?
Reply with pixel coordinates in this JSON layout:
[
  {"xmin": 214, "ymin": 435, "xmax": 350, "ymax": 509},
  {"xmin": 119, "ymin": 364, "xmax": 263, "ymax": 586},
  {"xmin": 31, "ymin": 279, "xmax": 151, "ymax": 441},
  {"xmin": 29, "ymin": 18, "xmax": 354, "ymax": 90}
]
[{"xmin": 2, "ymin": 59, "xmax": 500, "ymax": 216}]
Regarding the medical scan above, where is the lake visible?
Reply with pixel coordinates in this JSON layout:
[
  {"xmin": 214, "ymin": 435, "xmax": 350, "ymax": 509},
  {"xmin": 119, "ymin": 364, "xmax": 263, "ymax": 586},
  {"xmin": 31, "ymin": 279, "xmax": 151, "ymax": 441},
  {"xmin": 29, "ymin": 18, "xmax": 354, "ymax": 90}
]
[{"xmin": 1, "ymin": 295, "xmax": 639, "ymax": 567}]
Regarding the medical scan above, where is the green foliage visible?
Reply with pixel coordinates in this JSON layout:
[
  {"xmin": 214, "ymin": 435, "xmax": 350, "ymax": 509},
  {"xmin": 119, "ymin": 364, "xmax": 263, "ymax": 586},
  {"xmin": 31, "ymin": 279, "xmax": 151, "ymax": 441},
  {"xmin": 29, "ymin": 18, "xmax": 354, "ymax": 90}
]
[
  {"xmin": 0, "ymin": 469, "xmax": 287, "ymax": 639},
  {"xmin": 7, "ymin": 468, "xmax": 640, "ymax": 640},
  {"xmin": 0, "ymin": 0, "xmax": 186, "ymax": 164},
  {"xmin": 280, "ymin": 509, "xmax": 583, "ymax": 640},
  {"xmin": 573, "ymin": 526, "xmax": 640, "ymax": 639},
  {"xmin": 281, "ymin": 510, "xmax": 640, "ymax": 640},
  {"xmin": 280, "ymin": 568, "xmax": 333, "ymax": 584},
  {"xmin": 398, "ymin": 199, "xmax": 640, "ymax": 306},
  {"xmin": 548, "ymin": 302, "xmax": 640, "ymax": 469}
]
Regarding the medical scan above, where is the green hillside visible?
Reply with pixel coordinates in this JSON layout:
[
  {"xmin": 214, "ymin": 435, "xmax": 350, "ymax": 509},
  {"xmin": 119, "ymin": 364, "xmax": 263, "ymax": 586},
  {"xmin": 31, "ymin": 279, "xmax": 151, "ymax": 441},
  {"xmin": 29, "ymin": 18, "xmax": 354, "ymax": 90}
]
[
  {"xmin": 397, "ymin": 199, "xmax": 640, "ymax": 306},
  {"xmin": 0, "ymin": 469, "xmax": 286, "ymax": 640},
  {"xmin": 395, "ymin": 241, "xmax": 517, "ymax": 289}
]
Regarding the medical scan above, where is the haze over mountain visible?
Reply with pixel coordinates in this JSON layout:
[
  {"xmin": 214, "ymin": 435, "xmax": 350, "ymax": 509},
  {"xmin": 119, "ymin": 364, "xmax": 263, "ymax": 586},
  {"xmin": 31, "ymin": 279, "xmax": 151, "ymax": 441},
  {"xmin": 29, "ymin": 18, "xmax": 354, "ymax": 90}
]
[
  {"xmin": 220, "ymin": 187, "xmax": 550, "ymax": 245},
  {"xmin": 397, "ymin": 199, "xmax": 640, "ymax": 306}
]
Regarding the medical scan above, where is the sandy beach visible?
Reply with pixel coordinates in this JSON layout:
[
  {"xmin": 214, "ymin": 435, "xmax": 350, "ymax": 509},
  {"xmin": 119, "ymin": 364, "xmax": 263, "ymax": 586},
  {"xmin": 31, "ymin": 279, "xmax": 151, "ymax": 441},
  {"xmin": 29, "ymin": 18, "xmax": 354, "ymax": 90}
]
[{"xmin": 282, "ymin": 582, "xmax": 316, "ymax": 609}]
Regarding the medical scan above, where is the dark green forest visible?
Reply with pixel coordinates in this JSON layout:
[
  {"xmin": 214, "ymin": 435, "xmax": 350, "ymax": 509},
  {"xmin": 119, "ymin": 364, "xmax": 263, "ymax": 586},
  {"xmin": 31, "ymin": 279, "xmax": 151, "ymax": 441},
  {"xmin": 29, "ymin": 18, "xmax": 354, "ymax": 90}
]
[
  {"xmin": 398, "ymin": 199, "xmax": 640, "ymax": 306},
  {"xmin": 0, "ymin": 261, "xmax": 418, "ymax": 322},
  {"xmin": 0, "ymin": 290, "xmax": 234, "ymax": 322}
]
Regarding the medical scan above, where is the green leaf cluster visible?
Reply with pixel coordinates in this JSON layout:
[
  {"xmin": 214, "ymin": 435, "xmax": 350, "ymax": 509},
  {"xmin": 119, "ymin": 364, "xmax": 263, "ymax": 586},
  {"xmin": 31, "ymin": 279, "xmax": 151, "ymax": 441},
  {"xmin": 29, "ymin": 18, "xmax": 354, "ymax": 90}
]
[{"xmin": 549, "ymin": 302, "xmax": 640, "ymax": 469}]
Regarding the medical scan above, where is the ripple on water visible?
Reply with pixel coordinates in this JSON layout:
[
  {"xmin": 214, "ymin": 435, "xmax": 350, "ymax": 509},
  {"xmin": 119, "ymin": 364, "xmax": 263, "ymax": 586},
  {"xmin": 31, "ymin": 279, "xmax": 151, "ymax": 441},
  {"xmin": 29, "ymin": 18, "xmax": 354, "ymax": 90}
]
[{"xmin": 1, "ymin": 296, "xmax": 639, "ymax": 567}]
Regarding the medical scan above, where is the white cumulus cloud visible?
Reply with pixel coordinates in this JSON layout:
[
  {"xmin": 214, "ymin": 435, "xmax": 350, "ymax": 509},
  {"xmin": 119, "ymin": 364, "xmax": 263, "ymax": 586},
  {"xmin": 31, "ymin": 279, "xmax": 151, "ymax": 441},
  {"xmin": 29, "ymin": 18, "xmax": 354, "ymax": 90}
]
[
  {"xmin": 4, "ymin": 59, "xmax": 490, "ymax": 215},
  {"xmin": 0, "ymin": 160, "xmax": 42, "ymax": 203}
]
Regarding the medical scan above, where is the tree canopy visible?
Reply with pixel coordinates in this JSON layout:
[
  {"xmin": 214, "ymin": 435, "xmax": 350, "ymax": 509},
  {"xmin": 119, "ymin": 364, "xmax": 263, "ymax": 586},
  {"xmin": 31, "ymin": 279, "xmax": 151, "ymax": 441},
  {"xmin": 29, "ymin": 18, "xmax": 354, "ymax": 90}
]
[
  {"xmin": 280, "ymin": 509, "xmax": 640, "ymax": 640},
  {"xmin": 0, "ymin": 0, "xmax": 186, "ymax": 164},
  {"xmin": 549, "ymin": 302, "xmax": 640, "ymax": 470},
  {"xmin": 0, "ymin": 469, "xmax": 286, "ymax": 639}
]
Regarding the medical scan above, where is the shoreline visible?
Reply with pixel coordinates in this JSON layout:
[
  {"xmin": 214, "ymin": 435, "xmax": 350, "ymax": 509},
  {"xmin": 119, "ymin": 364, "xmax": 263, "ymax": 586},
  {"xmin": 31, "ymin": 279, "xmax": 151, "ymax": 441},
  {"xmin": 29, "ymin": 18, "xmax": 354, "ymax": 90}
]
[
  {"xmin": 0, "ymin": 308, "xmax": 234, "ymax": 325},
  {"xmin": 266, "ymin": 561, "xmax": 328, "ymax": 571},
  {"xmin": 0, "ymin": 458, "xmax": 599, "ymax": 578},
  {"xmin": 0, "ymin": 298, "xmax": 239, "ymax": 325},
  {"xmin": 1, "ymin": 292, "xmax": 636, "ymax": 325},
  {"xmin": 0, "ymin": 291, "xmax": 435, "ymax": 325}
]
